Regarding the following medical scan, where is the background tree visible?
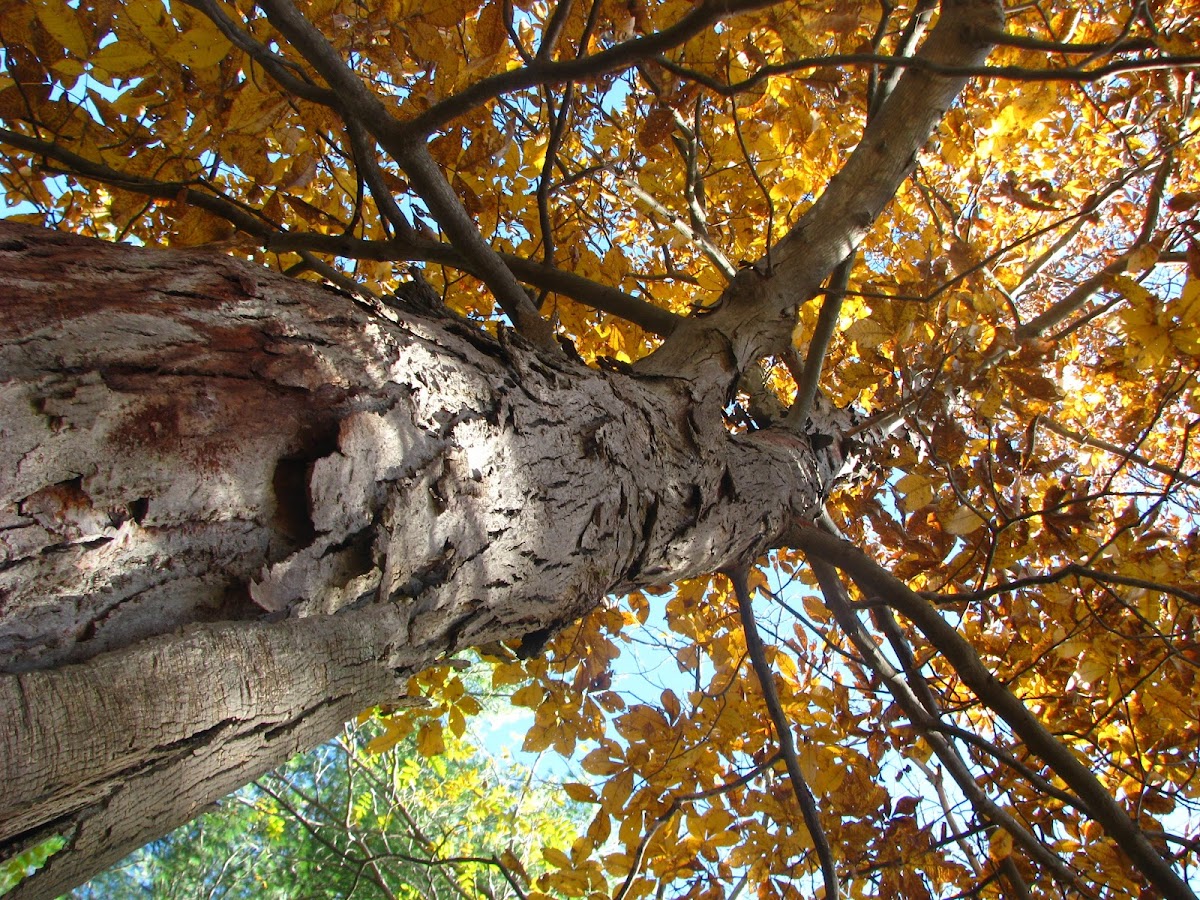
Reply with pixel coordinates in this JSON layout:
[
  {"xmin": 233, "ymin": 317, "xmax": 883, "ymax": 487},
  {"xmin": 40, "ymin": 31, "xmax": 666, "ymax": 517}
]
[
  {"xmin": 70, "ymin": 716, "xmax": 582, "ymax": 899},
  {"xmin": 1, "ymin": 0, "xmax": 1199, "ymax": 898}
]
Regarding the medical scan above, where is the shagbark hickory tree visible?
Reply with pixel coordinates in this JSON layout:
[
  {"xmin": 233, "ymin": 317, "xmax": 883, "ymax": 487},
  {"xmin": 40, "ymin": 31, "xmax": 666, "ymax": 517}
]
[{"xmin": 1, "ymin": 0, "xmax": 1199, "ymax": 896}]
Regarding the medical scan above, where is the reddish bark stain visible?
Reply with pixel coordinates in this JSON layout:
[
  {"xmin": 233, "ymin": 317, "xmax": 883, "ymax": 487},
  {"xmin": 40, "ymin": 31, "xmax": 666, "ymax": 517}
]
[
  {"xmin": 0, "ymin": 221, "xmax": 348, "ymax": 479},
  {"xmin": 106, "ymin": 376, "xmax": 343, "ymax": 474},
  {"xmin": 0, "ymin": 222, "xmax": 293, "ymax": 339},
  {"xmin": 20, "ymin": 479, "xmax": 93, "ymax": 524}
]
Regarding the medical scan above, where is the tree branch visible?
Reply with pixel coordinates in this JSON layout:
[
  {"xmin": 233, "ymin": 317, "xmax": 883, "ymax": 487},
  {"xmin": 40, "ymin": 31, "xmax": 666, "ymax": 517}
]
[
  {"xmin": 613, "ymin": 754, "xmax": 781, "ymax": 900},
  {"xmin": 623, "ymin": 178, "xmax": 736, "ymax": 281},
  {"xmin": 178, "ymin": 0, "xmax": 337, "ymax": 105},
  {"xmin": 536, "ymin": 0, "xmax": 576, "ymax": 61},
  {"xmin": 0, "ymin": 127, "xmax": 682, "ymax": 336},
  {"xmin": 642, "ymin": 0, "xmax": 1005, "ymax": 383},
  {"xmin": 253, "ymin": 0, "xmax": 558, "ymax": 350},
  {"xmin": 1011, "ymin": 153, "xmax": 1171, "ymax": 341},
  {"xmin": 536, "ymin": 84, "xmax": 575, "ymax": 270},
  {"xmin": 931, "ymin": 560, "xmax": 1200, "ymax": 610},
  {"xmin": 866, "ymin": 0, "xmax": 936, "ymax": 120},
  {"xmin": 396, "ymin": 144, "xmax": 559, "ymax": 347},
  {"xmin": 0, "ymin": 127, "xmax": 277, "ymax": 239},
  {"xmin": 656, "ymin": 50, "xmax": 1200, "ymax": 99},
  {"xmin": 345, "ymin": 121, "xmax": 417, "ymax": 240},
  {"xmin": 806, "ymin": 557, "xmax": 1093, "ymax": 895},
  {"xmin": 726, "ymin": 565, "xmax": 840, "ymax": 899},
  {"xmin": 793, "ymin": 526, "xmax": 1199, "ymax": 900},
  {"xmin": 404, "ymin": 0, "xmax": 783, "ymax": 135},
  {"xmin": 786, "ymin": 256, "xmax": 852, "ymax": 428},
  {"xmin": 1033, "ymin": 412, "xmax": 1200, "ymax": 490}
]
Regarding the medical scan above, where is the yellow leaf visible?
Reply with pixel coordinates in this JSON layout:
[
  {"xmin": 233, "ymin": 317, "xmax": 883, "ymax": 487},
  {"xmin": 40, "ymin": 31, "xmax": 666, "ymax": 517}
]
[
  {"xmin": 366, "ymin": 718, "xmax": 412, "ymax": 753},
  {"xmin": 458, "ymin": 695, "xmax": 481, "ymax": 716},
  {"xmin": 171, "ymin": 25, "xmax": 235, "ymax": 69},
  {"xmin": 499, "ymin": 849, "xmax": 529, "ymax": 886},
  {"xmin": 602, "ymin": 852, "xmax": 632, "ymax": 877},
  {"xmin": 895, "ymin": 472, "xmax": 934, "ymax": 513},
  {"xmin": 988, "ymin": 828, "xmax": 1014, "ymax": 861},
  {"xmin": 1170, "ymin": 326, "xmax": 1200, "ymax": 356},
  {"xmin": 1111, "ymin": 274, "xmax": 1154, "ymax": 307},
  {"xmin": 35, "ymin": 3, "xmax": 90, "ymax": 58},
  {"xmin": 121, "ymin": 0, "xmax": 178, "ymax": 47},
  {"xmin": 522, "ymin": 725, "xmax": 550, "ymax": 752},
  {"xmin": 977, "ymin": 381, "xmax": 1004, "ymax": 419},
  {"xmin": 802, "ymin": 593, "xmax": 829, "ymax": 622},
  {"xmin": 448, "ymin": 705, "xmax": 466, "ymax": 738},
  {"xmin": 580, "ymin": 747, "xmax": 622, "ymax": 776},
  {"xmin": 660, "ymin": 688, "xmax": 681, "ymax": 720},
  {"xmin": 942, "ymin": 505, "xmax": 985, "ymax": 535},
  {"xmin": 511, "ymin": 683, "xmax": 544, "ymax": 707},
  {"xmin": 227, "ymin": 87, "xmax": 290, "ymax": 136},
  {"xmin": 474, "ymin": 0, "xmax": 505, "ymax": 57},
  {"xmin": 563, "ymin": 782, "xmax": 599, "ymax": 803},
  {"xmin": 998, "ymin": 82, "xmax": 1056, "ymax": 130},
  {"xmin": 416, "ymin": 721, "xmax": 445, "ymax": 757},
  {"xmin": 1176, "ymin": 277, "xmax": 1200, "ymax": 323},
  {"xmin": 491, "ymin": 660, "xmax": 526, "ymax": 687},
  {"xmin": 844, "ymin": 315, "xmax": 892, "ymax": 352}
]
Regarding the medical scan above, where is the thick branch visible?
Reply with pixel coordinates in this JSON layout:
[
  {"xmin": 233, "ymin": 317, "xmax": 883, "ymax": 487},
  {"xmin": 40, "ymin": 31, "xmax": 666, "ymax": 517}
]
[
  {"xmin": 793, "ymin": 527, "xmax": 1198, "ymax": 900},
  {"xmin": 1, "ymin": 606, "xmax": 421, "ymax": 900},
  {"xmin": 642, "ymin": 0, "xmax": 1005, "ymax": 385}
]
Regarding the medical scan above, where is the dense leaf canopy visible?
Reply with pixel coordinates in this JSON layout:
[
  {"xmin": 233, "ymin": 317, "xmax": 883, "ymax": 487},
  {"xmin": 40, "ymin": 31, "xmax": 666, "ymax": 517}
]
[{"xmin": 3, "ymin": 0, "xmax": 1200, "ymax": 897}]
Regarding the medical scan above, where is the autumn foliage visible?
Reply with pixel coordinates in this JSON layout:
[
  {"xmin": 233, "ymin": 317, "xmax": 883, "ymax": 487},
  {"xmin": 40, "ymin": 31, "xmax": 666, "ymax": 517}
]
[{"xmin": 3, "ymin": 0, "xmax": 1200, "ymax": 897}]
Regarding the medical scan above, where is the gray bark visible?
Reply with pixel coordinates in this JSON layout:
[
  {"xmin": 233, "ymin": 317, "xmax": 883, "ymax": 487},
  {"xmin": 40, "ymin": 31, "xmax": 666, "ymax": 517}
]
[{"xmin": 0, "ymin": 223, "xmax": 841, "ymax": 898}]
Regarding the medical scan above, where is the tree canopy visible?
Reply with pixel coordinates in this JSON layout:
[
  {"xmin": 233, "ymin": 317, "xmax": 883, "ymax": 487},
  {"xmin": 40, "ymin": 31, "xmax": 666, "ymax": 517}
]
[{"xmin": 2, "ymin": 0, "xmax": 1200, "ymax": 898}]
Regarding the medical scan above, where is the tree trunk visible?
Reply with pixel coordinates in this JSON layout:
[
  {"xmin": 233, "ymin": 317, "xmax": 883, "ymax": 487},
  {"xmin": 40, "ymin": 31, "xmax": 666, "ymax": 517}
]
[{"xmin": 0, "ymin": 222, "xmax": 841, "ymax": 898}]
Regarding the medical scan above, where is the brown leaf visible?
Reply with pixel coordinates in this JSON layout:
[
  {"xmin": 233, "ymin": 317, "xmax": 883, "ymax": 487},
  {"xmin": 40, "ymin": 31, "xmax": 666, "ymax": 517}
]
[
  {"xmin": 1007, "ymin": 369, "xmax": 1064, "ymax": 402},
  {"xmin": 1167, "ymin": 191, "xmax": 1200, "ymax": 213},
  {"xmin": 636, "ymin": 106, "xmax": 674, "ymax": 151},
  {"xmin": 474, "ymin": 0, "xmax": 505, "ymax": 57}
]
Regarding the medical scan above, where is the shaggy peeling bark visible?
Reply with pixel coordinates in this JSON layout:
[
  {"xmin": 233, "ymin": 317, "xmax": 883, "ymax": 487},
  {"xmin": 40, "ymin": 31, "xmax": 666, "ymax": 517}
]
[{"xmin": 0, "ymin": 223, "xmax": 842, "ymax": 898}]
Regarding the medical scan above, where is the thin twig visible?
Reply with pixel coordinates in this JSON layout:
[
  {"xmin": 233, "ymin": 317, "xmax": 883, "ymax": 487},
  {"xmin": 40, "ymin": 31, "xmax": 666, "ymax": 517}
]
[
  {"xmin": 728, "ymin": 94, "xmax": 774, "ymax": 270},
  {"xmin": 726, "ymin": 564, "xmax": 840, "ymax": 899},
  {"xmin": 623, "ymin": 179, "xmax": 736, "ymax": 280},
  {"xmin": 613, "ymin": 754, "xmax": 782, "ymax": 900},
  {"xmin": 655, "ymin": 51, "xmax": 1200, "ymax": 100}
]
